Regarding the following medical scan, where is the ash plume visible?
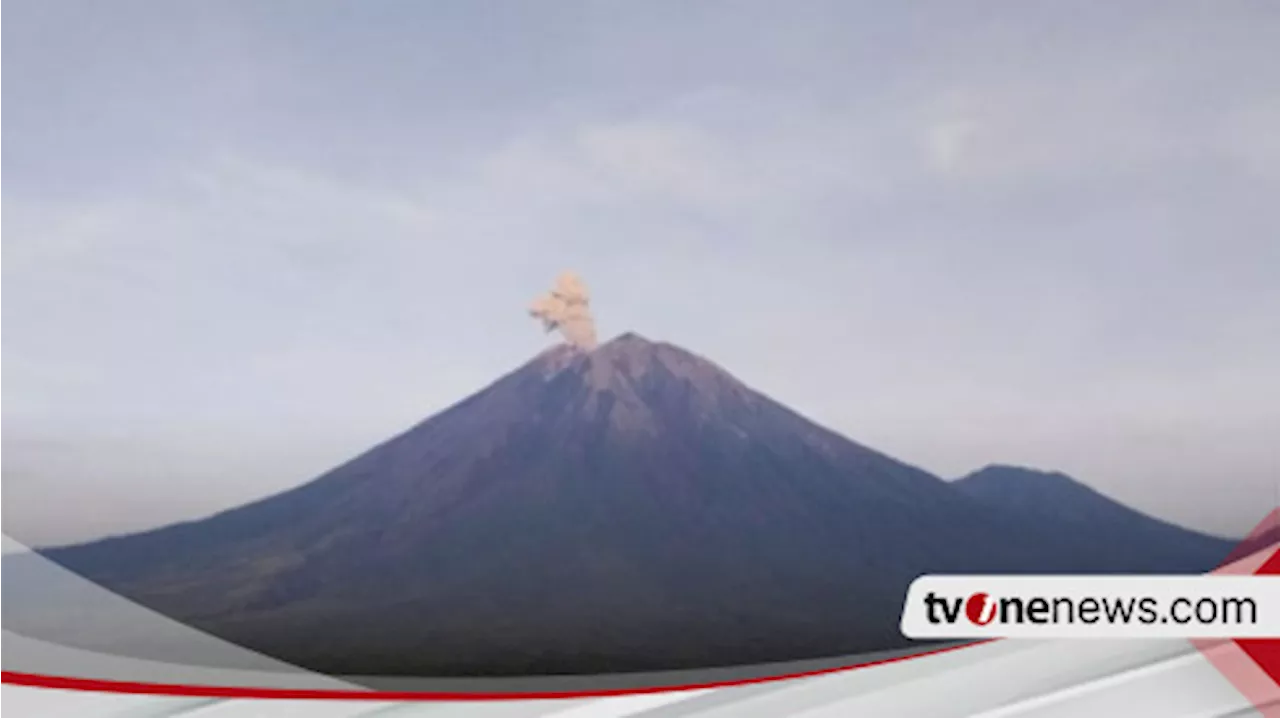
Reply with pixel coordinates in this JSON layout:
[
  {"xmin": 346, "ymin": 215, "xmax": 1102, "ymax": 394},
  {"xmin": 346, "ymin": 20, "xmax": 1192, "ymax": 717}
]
[{"xmin": 529, "ymin": 271, "xmax": 598, "ymax": 350}]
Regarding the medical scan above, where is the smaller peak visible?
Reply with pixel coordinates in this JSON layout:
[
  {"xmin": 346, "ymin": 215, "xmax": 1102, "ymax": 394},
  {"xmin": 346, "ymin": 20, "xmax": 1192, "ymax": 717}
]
[{"xmin": 958, "ymin": 464, "xmax": 1079, "ymax": 485}]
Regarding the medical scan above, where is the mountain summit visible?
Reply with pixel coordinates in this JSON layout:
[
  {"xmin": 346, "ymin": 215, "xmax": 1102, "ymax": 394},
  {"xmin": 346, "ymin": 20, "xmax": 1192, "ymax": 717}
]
[{"xmin": 41, "ymin": 335, "xmax": 1232, "ymax": 676}]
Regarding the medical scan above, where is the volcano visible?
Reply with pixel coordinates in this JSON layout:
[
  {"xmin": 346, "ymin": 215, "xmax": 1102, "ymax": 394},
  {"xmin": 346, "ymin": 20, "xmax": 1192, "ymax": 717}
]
[{"xmin": 38, "ymin": 334, "xmax": 1233, "ymax": 676}]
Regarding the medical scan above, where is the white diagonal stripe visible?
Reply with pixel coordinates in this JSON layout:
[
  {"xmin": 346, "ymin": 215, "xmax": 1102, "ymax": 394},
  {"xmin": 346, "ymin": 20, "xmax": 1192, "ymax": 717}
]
[
  {"xmin": 965, "ymin": 651, "xmax": 1206, "ymax": 718},
  {"xmin": 536, "ymin": 690, "xmax": 715, "ymax": 718}
]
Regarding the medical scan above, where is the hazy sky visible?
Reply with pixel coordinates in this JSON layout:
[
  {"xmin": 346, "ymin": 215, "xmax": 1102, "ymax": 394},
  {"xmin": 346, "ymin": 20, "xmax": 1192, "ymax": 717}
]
[{"xmin": 4, "ymin": 1, "xmax": 1278, "ymax": 546}]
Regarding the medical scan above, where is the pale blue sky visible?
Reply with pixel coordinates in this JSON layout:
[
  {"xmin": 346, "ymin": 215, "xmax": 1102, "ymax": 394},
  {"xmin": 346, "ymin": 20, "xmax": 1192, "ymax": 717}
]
[{"xmin": 4, "ymin": 1, "xmax": 1278, "ymax": 545}]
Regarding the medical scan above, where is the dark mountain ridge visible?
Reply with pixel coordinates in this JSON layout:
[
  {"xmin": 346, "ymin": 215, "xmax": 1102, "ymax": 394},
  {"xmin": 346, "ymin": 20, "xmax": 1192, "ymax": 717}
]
[
  {"xmin": 37, "ymin": 333, "xmax": 1234, "ymax": 675},
  {"xmin": 954, "ymin": 464, "xmax": 1233, "ymax": 570}
]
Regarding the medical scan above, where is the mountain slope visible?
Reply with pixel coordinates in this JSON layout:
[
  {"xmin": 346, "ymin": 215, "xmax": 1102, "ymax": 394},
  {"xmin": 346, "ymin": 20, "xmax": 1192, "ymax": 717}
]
[{"xmin": 38, "ymin": 334, "xmax": 1232, "ymax": 676}]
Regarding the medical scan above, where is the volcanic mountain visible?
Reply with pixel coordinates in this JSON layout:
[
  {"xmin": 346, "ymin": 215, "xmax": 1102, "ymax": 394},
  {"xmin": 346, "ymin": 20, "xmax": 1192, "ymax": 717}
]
[{"xmin": 37, "ymin": 334, "xmax": 1234, "ymax": 676}]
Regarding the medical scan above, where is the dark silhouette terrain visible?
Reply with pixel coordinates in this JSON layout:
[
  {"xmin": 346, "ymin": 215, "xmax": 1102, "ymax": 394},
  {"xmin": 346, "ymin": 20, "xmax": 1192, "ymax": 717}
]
[{"xmin": 37, "ymin": 334, "xmax": 1234, "ymax": 676}]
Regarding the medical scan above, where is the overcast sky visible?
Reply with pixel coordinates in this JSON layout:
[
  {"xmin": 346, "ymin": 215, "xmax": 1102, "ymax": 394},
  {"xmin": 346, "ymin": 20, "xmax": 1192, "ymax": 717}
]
[{"xmin": 4, "ymin": 0, "xmax": 1278, "ymax": 546}]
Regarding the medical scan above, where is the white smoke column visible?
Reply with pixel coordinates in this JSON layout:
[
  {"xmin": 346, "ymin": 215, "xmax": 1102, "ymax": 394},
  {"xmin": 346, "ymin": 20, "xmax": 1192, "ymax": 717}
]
[{"xmin": 529, "ymin": 271, "xmax": 598, "ymax": 350}]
